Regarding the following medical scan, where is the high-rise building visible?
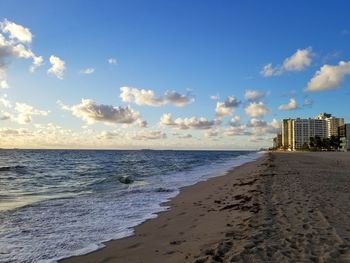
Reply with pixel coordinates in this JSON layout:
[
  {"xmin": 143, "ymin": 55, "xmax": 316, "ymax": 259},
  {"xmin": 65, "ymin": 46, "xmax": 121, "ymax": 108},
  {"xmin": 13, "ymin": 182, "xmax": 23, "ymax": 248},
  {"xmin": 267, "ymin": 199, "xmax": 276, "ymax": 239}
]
[
  {"xmin": 281, "ymin": 119, "xmax": 293, "ymax": 150},
  {"xmin": 326, "ymin": 117, "xmax": 344, "ymax": 137},
  {"xmin": 315, "ymin": 113, "xmax": 344, "ymax": 137},
  {"xmin": 280, "ymin": 113, "xmax": 342, "ymax": 151},
  {"xmin": 339, "ymin": 124, "xmax": 350, "ymax": 152},
  {"xmin": 292, "ymin": 118, "xmax": 327, "ymax": 150}
]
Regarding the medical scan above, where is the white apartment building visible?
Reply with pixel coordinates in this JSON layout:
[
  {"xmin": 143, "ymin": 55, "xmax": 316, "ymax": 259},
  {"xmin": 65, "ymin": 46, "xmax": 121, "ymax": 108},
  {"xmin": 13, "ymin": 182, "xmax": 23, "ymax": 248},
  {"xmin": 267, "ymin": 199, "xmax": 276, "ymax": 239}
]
[
  {"xmin": 280, "ymin": 113, "xmax": 344, "ymax": 151},
  {"xmin": 315, "ymin": 113, "xmax": 344, "ymax": 137},
  {"xmin": 292, "ymin": 118, "xmax": 327, "ymax": 150}
]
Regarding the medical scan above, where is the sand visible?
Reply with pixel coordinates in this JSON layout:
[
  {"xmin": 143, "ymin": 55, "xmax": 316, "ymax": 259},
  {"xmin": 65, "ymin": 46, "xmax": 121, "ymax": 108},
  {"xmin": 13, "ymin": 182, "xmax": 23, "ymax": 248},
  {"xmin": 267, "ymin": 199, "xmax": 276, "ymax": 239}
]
[{"xmin": 60, "ymin": 152, "xmax": 350, "ymax": 263}]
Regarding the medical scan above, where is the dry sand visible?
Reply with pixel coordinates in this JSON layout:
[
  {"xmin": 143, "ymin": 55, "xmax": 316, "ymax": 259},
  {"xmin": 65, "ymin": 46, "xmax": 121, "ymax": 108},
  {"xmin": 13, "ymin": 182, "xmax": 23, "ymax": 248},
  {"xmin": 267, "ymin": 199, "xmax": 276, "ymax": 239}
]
[{"xmin": 61, "ymin": 152, "xmax": 350, "ymax": 263}]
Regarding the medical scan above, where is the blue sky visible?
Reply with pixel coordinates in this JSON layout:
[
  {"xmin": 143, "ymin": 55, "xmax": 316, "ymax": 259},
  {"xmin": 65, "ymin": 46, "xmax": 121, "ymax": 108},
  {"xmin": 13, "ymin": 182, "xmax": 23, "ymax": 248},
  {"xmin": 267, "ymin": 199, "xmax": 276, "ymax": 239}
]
[{"xmin": 0, "ymin": 0, "xmax": 349, "ymax": 149}]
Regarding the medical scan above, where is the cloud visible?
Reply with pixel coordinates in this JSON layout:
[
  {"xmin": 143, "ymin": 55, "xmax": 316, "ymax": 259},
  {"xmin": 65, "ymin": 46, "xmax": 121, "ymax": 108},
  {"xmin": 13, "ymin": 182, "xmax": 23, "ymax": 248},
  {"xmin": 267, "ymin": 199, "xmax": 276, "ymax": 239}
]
[
  {"xmin": 210, "ymin": 95, "xmax": 219, "ymax": 101},
  {"xmin": 283, "ymin": 48, "xmax": 312, "ymax": 71},
  {"xmin": 244, "ymin": 90, "xmax": 267, "ymax": 101},
  {"xmin": 160, "ymin": 113, "xmax": 218, "ymax": 130},
  {"xmin": 80, "ymin": 67, "xmax": 95, "ymax": 74},
  {"xmin": 249, "ymin": 118, "xmax": 280, "ymax": 135},
  {"xmin": 0, "ymin": 94, "xmax": 49, "ymax": 124},
  {"xmin": 305, "ymin": 61, "xmax": 350, "ymax": 92},
  {"xmin": 108, "ymin": 58, "xmax": 117, "ymax": 65},
  {"xmin": 0, "ymin": 20, "xmax": 43, "ymax": 86},
  {"xmin": 261, "ymin": 48, "xmax": 312, "ymax": 77},
  {"xmin": 120, "ymin": 86, "xmax": 193, "ymax": 107},
  {"xmin": 215, "ymin": 96, "xmax": 241, "ymax": 117},
  {"xmin": 247, "ymin": 118, "xmax": 267, "ymax": 128},
  {"xmin": 302, "ymin": 97, "xmax": 313, "ymax": 107},
  {"xmin": 0, "ymin": 94, "xmax": 12, "ymax": 108},
  {"xmin": 1, "ymin": 79, "xmax": 9, "ymax": 89},
  {"xmin": 244, "ymin": 102, "xmax": 270, "ymax": 118},
  {"xmin": 97, "ymin": 130, "xmax": 120, "ymax": 140},
  {"xmin": 0, "ymin": 19, "xmax": 32, "ymax": 43},
  {"xmin": 131, "ymin": 130, "xmax": 167, "ymax": 140},
  {"xmin": 172, "ymin": 132, "xmax": 193, "ymax": 139},
  {"xmin": 0, "ymin": 112, "xmax": 11, "ymax": 120},
  {"xmin": 228, "ymin": 115, "xmax": 241, "ymax": 127},
  {"xmin": 204, "ymin": 129, "xmax": 219, "ymax": 138},
  {"xmin": 0, "ymin": 125, "xmax": 106, "ymax": 148},
  {"xmin": 58, "ymin": 99, "xmax": 142, "ymax": 125},
  {"xmin": 14, "ymin": 102, "xmax": 49, "ymax": 124},
  {"xmin": 136, "ymin": 119, "xmax": 148, "ymax": 128},
  {"xmin": 0, "ymin": 127, "xmax": 22, "ymax": 136},
  {"xmin": 260, "ymin": 64, "xmax": 276, "ymax": 77},
  {"xmin": 278, "ymin": 98, "xmax": 298, "ymax": 110},
  {"xmin": 224, "ymin": 125, "xmax": 250, "ymax": 136},
  {"xmin": 48, "ymin": 55, "xmax": 65, "ymax": 79}
]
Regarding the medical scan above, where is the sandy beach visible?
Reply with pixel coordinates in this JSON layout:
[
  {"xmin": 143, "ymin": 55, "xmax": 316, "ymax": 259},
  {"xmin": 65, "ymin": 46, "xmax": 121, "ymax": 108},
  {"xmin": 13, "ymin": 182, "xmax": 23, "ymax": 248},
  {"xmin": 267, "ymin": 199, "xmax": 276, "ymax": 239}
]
[{"xmin": 61, "ymin": 152, "xmax": 350, "ymax": 263}]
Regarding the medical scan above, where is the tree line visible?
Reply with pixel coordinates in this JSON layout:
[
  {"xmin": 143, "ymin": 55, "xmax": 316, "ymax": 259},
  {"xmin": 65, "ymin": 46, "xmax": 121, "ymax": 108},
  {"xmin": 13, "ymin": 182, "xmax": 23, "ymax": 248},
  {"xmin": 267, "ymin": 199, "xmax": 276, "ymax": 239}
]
[{"xmin": 301, "ymin": 136, "xmax": 341, "ymax": 151}]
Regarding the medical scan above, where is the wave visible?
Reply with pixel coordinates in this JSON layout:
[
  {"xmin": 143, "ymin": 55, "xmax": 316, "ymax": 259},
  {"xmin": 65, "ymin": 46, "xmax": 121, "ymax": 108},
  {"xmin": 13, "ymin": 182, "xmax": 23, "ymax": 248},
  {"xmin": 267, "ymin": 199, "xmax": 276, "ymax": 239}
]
[{"xmin": 0, "ymin": 165, "xmax": 26, "ymax": 172}]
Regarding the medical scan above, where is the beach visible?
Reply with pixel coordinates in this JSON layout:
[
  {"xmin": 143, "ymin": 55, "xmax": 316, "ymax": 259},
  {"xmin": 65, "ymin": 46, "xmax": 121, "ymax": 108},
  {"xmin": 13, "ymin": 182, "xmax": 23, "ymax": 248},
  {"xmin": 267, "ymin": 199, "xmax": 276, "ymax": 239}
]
[{"xmin": 61, "ymin": 152, "xmax": 350, "ymax": 263}]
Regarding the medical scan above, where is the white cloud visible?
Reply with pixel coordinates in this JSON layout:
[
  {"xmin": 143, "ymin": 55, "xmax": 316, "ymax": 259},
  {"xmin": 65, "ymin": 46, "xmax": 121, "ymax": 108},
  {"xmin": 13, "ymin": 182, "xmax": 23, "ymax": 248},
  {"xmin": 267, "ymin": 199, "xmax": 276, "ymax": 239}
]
[
  {"xmin": 0, "ymin": 127, "xmax": 25, "ymax": 136},
  {"xmin": 0, "ymin": 19, "xmax": 32, "ymax": 43},
  {"xmin": 1, "ymin": 80, "xmax": 8, "ymax": 89},
  {"xmin": 30, "ymin": 55, "xmax": 43, "ymax": 72},
  {"xmin": 303, "ymin": 97, "xmax": 313, "ymax": 107},
  {"xmin": 248, "ymin": 118, "xmax": 267, "ymax": 127},
  {"xmin": 59, "ymin": 99, "xmax": 142, "ymax": 125},
  {"xmin": 204, "ymin": 129, "xmax": 219, "ymax": 138},
  {"xmin": 228, "ymin": 115, "xmax": 241, "ymax": 127},
  {"xmin": 160, "ymin": 113, "xmax": 218, "ymax": 130},
  {"xmin": 260, "ymin": 63, "xmax": 276, "ymax": 77},
  {"xmin": 244, "ymin": 102, "xmax": 270, "ymax": 118},
  {"xmin": 131, "ymin": 130, "xmax": 167, "ymax": 140},
  {"xmin": 120, "ymin": 87, "xmax": 193, "ymax": 107},
  {"xmin": 136, "ymin": 119, "xmax": 148, "ymax": 128},
  {"xmin": 305, "ymin": 61, "xmax": 350, "ymax": 92},
  {"xmin": 278, "ymin": 98, "xmax": 298, "ymax": 110},
  {"xmin": 261, "ymin": 48, "xmax": 312, "ymax": 77},
  {"xmin": 248, "ymin": 118, "xmax": 280, "ymax": 136},
  {"xmin": 172, "ymin": 132, "xmax": 193, "ymax": 139},
  {"xmin": 108, "ymin": 58, "xmax": 117, "ymax": 65},
  {"xmin": 244, "ymin": 90, "xmax": 267, "ymax": 101},
  {"xmin": 0, "ymin": 20, "xmax": 43, "ymax": 86},
  {"xmin": 224, "ymin": 125, "xmax": 249, "ymax": 136},
  {"xmin": 15, "ymin": 102, "xmax": 49, "ymax": 124},
  {"xmin": 48, "ymin": 55, "xmax": 65, "ymax": 79},
  {"xmin": 283, "ymin": 48, "xmax": 312, "ymax": 71},
  {"xmin": 0, "ymin": 94, "xmax": 12, "ymax": 108},
  {"xmin": 0, "ymin": 125, "xmax": 104, "ymax": 148},
  {"xmin": 80, "ymin": 67, "xmax": 95, "ymax": 74},
  {"xmin": 0, "ymin": 94, "xmax": 48, "ymax": 124},
  {"xmin": 215, "ymin": 96, "xmax": 240, "ymax": 117},
  {"xmin": 97, "ymin": 130, "xmax": 121, "ymax": 140},
  {"xmin": 210, "ymin": 95, "xmax": 219, "ymax": 101}
]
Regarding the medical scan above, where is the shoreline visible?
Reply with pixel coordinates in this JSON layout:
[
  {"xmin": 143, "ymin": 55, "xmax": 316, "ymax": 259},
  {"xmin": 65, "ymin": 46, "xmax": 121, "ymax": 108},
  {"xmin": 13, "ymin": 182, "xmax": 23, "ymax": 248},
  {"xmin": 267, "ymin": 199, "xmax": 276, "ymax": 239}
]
[
  {"xmin": 60, "ymin": 153, "xmax": 267, "ymax": 263},
  {"xmin": 61, "ymin": 152, "xmax": 350, "ymax": 262}
]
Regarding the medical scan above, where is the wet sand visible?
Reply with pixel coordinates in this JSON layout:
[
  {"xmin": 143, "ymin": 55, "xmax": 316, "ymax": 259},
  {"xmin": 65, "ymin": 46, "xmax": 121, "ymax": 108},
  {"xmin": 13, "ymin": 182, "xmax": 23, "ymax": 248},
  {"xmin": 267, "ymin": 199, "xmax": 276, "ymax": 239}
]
[{"xmin": 61, "ymin": 152, "xmax": 350, "ymax": 263}]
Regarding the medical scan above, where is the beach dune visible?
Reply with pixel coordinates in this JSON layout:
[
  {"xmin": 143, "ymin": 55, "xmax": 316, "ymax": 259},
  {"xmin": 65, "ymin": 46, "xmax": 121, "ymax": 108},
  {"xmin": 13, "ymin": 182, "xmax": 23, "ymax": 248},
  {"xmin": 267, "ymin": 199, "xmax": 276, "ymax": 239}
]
[{"xmin": 61, "ymin": 152, "xmax": 350, "ymax": 263}]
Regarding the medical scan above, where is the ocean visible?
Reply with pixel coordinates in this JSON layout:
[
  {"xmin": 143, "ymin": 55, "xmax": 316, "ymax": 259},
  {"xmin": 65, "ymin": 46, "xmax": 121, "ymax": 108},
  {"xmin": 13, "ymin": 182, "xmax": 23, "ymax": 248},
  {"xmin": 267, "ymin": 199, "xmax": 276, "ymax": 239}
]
[{"xmin": 0, "ymin": 150, "xmax": 261, "ymax": 263}]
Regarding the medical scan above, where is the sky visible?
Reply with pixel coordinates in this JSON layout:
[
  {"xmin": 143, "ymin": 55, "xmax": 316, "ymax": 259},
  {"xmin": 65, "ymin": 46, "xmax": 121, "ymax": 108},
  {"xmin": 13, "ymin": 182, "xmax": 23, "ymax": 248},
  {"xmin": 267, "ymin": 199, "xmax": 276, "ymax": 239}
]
[{"xmin": 0, "ymin": 0, "xmax": 349, "ymax": 149}]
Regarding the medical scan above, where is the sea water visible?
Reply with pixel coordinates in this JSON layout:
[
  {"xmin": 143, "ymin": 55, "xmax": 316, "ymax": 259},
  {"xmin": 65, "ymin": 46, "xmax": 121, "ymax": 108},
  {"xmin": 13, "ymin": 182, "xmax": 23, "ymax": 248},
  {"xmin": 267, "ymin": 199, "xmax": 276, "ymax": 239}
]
[{"xmin": 0, "ymin": 150, "xmax": 261, "ymax": 263}]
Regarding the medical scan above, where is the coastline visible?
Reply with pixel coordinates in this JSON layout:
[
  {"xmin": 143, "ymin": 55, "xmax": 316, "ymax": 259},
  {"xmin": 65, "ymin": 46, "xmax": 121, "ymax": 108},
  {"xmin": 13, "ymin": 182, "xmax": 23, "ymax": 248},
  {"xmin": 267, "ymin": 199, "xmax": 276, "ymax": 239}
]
[
  {"xmin": 60, "ymin": 153, "xmax": 267, "ymax": 263},
  {"xmin": 61, "ymin": 152, "xmax": 350, "ymax": 262}
]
